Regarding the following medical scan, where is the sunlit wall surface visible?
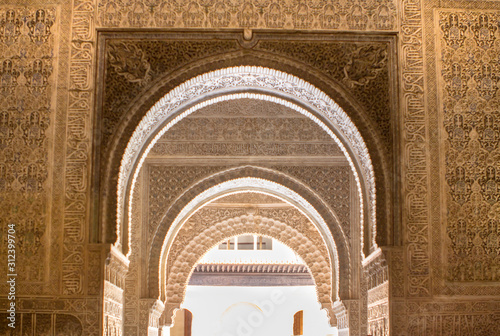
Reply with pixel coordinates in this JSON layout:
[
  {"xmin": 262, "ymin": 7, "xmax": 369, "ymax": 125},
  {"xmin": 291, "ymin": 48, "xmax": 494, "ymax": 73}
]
[{"xmin": 181, "ymin": 286, "xmax": 337, "ymax": 336}]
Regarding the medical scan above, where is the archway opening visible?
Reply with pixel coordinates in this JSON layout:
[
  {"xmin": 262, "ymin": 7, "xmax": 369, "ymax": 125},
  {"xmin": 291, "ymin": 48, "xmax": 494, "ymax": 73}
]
[
  {"xmin": 159, "ymin": 189, "xmax": 339, "ymax": 325},
  {"xmin": 168, "ymin": 233, "xmax": 338, "ymax": 336}
]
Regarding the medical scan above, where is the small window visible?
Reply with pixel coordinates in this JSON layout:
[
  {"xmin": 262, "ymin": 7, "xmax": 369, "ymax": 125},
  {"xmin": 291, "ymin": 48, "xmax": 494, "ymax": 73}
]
[
  {"xmin": 237, "ymin": 235, "xmax": 254, "ymax": 250},
  {"xmin": 256, "ymin": 236, "xmax": 272, "ymax": 250},
  {"xmin": 218, "ymin": 238, "xmax": 235, "ymax": 250}
]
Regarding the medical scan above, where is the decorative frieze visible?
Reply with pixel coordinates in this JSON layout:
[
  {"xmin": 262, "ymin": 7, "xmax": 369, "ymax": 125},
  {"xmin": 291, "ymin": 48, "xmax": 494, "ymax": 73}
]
[{"xmin": 96, "ymin": 0, "xmax": 397, "ymax": 31}]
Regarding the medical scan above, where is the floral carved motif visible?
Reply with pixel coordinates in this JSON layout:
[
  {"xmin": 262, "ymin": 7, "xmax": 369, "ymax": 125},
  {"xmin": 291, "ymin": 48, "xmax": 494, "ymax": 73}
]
[
  {"xmin": 254, "ymin": 41, "xmax": 392, "ymax": 152},
  {"xmin": 0, "ymin": 6, "xmax": 55, "ymax": 288},
  {"xmin": 96, "ymin": 0, "xmax": 396, "ymax": 31},
  {"xmin": 107, "ymin": 42, "xmax": 152, "ymax": 86},
  {"xmin": 101, "ymin": 39, "xmax": 239, "ymax": 150},
  {"xmin": 440, "ymin": 11, "xmax": 500, "ymax": 282}
]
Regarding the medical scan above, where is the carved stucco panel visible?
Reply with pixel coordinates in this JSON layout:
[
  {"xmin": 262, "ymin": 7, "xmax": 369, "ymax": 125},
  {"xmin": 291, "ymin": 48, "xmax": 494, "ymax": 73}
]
[
  {"xmin": 273, "ymin": 166, "xmax": 351, "ymax": 237},
  {"xmin": 152, "ymin": 174, "xmax": 348, "ymax": 300},
  {"xmin": 147, "ymin": 164, "xmax": 352, "ymax": 249},
  {"xmin": 439, "ymin": 11, "xmax": 500, "ymax": 284},
  {"xmin": 404, "ymin": 300, "xmax": 500, "ymax": 336},
  {"xmin": 96, "ymin": 0, "xmax": 397, "ymax": 31},
  {"xmin": 0, "ymin": 6, "xmax": 56, "ymax": 290},
  {"xmin": 147, "ymin": 165, "xmax": 225, "ymax": 247},
  {"xmin": 400, "ymin": 0, "xmax": 431, "ymax": 298}
]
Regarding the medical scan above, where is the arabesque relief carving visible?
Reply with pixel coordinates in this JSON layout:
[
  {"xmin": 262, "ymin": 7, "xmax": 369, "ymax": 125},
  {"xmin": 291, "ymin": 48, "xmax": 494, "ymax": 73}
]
[
  {"xmin": 440, "ymin": 11, "xmax": 500, "ymax": 283},
  {"xmin": 148, "ymin": 165, "xmax": 225, "ymax": 245},
  {"xmin": 96, "ymin": 0, "xmax": 396, "ymax": 31},
  {"xmin": 0, "ymin": 6, "xmax": 55, "ymax": 289},
  {"xmin": 400, "ymin": 0, "xmax": 431, "ymax": 299},
  {"xmin": 62, "ymin": 0, "xmax": 95, "ymax": 299},
  {"xmin": 364, "ymin": 251, "xmax": 389, "ymax": 336},
  {"xmin": 404, "ymin": 300, "xmax": 500, "ymax": 335},
  {"xmin": 101, "ymin": 39, "xmax": 239, "ymax": 149},
  {"xmin": 150, "ymin": 99, "xmax": 345, "ymax": 158},
  {"xmin": 0, "ymin": 312, "xmax": 85, "ymax": 336},
  {"xmin": 147, "ymin": 164, "xmax": 352, "ymax": 252},
  {"xmin": 101, "ymin": 36, "xmax": 392, "ymax": 163},
  {"xmin": 254, "ymin": 41, "xmax": 391, "ymax": 152},
  {"xmin": 273, "ymin": 166, "xmax": 351, "ymax": 237},
  {"xmin": 118, "ymin": 71, "xmax": 377, "ymax": 260}
]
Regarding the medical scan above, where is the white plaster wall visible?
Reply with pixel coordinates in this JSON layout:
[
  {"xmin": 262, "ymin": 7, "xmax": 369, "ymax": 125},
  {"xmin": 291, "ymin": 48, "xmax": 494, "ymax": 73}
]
[{"xmin": 179, "ymin": 286, "xmax": 337, "ymax": 336}]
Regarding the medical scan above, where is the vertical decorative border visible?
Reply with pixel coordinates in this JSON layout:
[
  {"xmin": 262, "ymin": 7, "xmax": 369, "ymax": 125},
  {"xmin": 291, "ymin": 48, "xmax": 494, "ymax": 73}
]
[
  {"xmin": 50, "ymin": 1, "xmax": 70, "ymax": 296},
  {"xmin": 61, "ymin": 0, "xmax": 96, "ymax": 297},
  {"xmin": 400, "ymin": 0, "xmax": 431, "ymax": 299}
]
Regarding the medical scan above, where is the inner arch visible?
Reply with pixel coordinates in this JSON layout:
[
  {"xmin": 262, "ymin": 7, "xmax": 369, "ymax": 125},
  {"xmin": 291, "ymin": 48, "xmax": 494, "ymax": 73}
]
[
  {"xmin": 159, "ymin": 178, "xmax": 342, "ymax": 303},
  {"xmin": 118, "ymin": 66, "xmax": 376, "ymax": 257}
]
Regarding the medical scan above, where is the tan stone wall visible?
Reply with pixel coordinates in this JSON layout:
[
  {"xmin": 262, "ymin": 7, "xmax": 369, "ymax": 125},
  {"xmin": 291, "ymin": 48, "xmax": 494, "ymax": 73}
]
[{"xmin": 1, "ymin": 0, "xmax": 499, "ymax": 335}]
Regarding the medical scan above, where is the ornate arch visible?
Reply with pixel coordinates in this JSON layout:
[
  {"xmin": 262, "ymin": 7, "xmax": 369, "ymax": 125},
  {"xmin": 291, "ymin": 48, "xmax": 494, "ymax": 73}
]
[
  {"xmin": 145, "ymin": 166, "xmax": 354, "ymax": 300},
  {"xmin": 163, "ymin": 214, "xmax": 335, "ymax": 325},
  {"xmin": 117, "ymin": 66, "xmax": 377, "ymax": 258}
]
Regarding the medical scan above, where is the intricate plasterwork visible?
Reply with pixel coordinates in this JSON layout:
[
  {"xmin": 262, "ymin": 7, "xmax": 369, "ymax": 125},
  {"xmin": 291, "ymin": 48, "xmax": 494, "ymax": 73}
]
[
  {"xmin": 101, "ymin": 39, "xmax": 239, "ymax": 150},
  {"xmin": 103, "ymin": 282, "xmax": 124, "ymax": 336},
  {"xmin": 210, "ymin": 191, "xmax": 291, "ymax": 204},
  {"xmin": 142, "ymin": 164, "xmax": 360, "ymax": 303},
  {"xmin": 401, "ymin": 300, "xmax": 500, "ymax": 335},
  {"xmin": 124, "ymin": 173, "xmax": 142, "ymax": 334},
  {"xmin": 400, "ymin": 0, "xmax": 431, "ymax": 298},
  {"xmin": 368, "ymin": 301, "xmax": 388, "ymax": 336},
  {"xmin": 254, "ymin": 41, "xmax": 391, "ymax": 151},
  {"xmin": 149, "ymin": 99, "xmax": 344, "ymax": 157},
  {"xmin": 96, "ymin": 0, "xmax": 396, "ymax": 31},
  {"xmin": 147, "ymin": 165, "xmax": 352, "ymax": 250},
  {"xmin": 364, "ymin": 250, "xmax": 389, "ymax": 336},
  {"xmin": 147, "ymin": 165, "xmax": 224, "ymax": 246},
  {"xmin": 103, "ymin": 246, "xmax": 129, "ymax": 336},
  {"xmin": 273, "ymin": 166, "xmax": 351, "ymax": 236},
  {"xmin": 439, "ymin": 11, "xmax": 500, "ymax": 283},
  {"xmin": 62, "ymin": 0, "xmax": 95, "ymax": 299},
  {"xmin": 0, "ymin": 312, "xmax": 84, "ymax": 335},
  {"xmin": 119, "ymin": 72, "xmax": 376, "ymax": 257},
  {"xmin": 0, "ymin": 6, "xmax": 55, "ymax": 289}
]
